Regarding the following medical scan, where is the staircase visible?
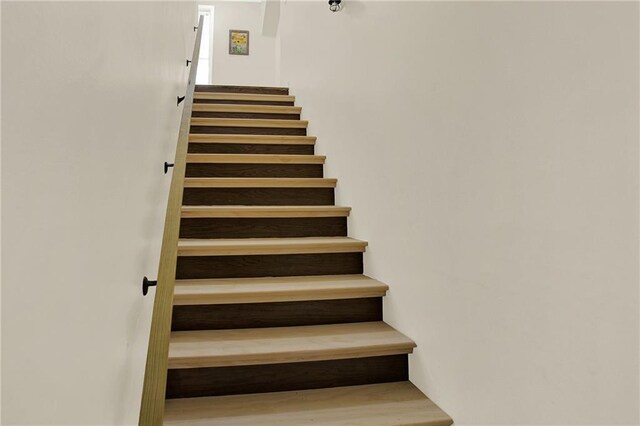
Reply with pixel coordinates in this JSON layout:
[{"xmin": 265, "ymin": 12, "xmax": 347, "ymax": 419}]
[{"xmin": 151, "ymin": 84, "xmax": 453, "ymax": 425}]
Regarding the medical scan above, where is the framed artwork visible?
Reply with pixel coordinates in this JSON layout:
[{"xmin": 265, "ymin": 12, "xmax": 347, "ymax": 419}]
[{"xmin": 229, "ymin": 30, "xmax": 249, "ymax": 55}]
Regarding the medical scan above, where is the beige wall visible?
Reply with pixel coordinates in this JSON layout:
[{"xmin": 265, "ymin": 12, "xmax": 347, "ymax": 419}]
[
  {"xmin": 202, "ymin": 1, "xmax": 279, "ymax": 87},
  {"xmin": 279, "ymin": 2, "xmax": 639, "ymax": 424},
  {"xmin": 1, "ymin": 1, "xmax": 196, "ymax": 424}
]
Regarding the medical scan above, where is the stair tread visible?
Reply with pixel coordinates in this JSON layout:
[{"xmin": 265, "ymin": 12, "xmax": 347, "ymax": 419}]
[
  {"xmin": 194, "ymin": 92, "xmax": 295, "ymax": 102},
  {"xmin": 183, "ymin": 177, "xmax": 337, "ymax": 188},
  {"xmin": 164, "ymin": 382, "xmax": 452, "ymax": 426},
  {"xmin": 192, "ymin": 104, "xmax": 301, "ymax": 114},
  {"xmin": 177, "ymin": 236, "xmax": 367, "ymax": 256},
  {"xmin": 191, "ymin": 117, "xmax": 308, "ymax": 128},
  {"xmin": 186, "ymin": 154, "xmax": 325, "ymax": 164},
  {"xmin": 173, "ymin": 274, "xmax": 388, "ymax": 305},
  {"xmin": 181, "ymin": 205, "xmax": 351, "ymax": 218},
  {"xmin": 168, "ymin": 322, "xmax": 415, "ymax": 368},
  {"xmin": 189, "ymin": 134, "xmax": 316, "ymax": 144}
]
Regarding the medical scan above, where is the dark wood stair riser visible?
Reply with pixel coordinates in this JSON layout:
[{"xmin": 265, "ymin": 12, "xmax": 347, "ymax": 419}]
[
  {"xmin": 188, "ymin": 143, "xmax": 314, "ymax": 155},
  {"xmin": 166, "ymin": 355, "xmax": 407, "ymax": 399},
  {"xmin": 192, "ymin": 111, "xmax": 300, "ymax": 120},
  {"xmin": 176, "ymin": 252, "xmax": 363, "ymax": 279},
  {"xmin": 179, "ymin": 217, "xmax": 347, "ymax": 239},
  {"xmin": 196, "ymin": 85, "xmax": 289, "ymax": 95},
  {"xmin": 190, "ymin": 126, "xmax": 306, "ymax": 136},
  {"xmin": 185, "ymin": 163, "xmax": 323, "ymax": 178},
  {"xmin": 194, "ymin": 99, "xmax": 294, "ymax": 106},
  {"xmin": 171, "ymin": 298, "xmax": 381, "ymax": 331},
  {"xmin": 182, "ymin": 188, "xmax": 334, "ymax": 206}
]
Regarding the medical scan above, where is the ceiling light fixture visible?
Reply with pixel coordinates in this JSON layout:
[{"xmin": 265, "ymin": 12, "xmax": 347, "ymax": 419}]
[{"xmin": 328, "ymin": 0, "xmax": 342, "ymax": 13}]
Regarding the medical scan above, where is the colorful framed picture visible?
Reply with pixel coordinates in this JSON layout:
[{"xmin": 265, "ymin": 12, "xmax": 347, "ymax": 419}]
[{"xmin": 229, "ymin": 30, "xmax": 249, "ymax": 55}]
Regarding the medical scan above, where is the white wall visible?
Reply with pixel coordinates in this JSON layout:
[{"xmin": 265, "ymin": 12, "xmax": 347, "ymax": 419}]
[
  {"xmin": 1, "ymin": 1, "xmax": 196, "ymax": 424},
  {"xmin": 201, "ymin": 1, "xmax": 278, "ymax": 86},
  {"xmin": 278, "ymin": 2, "xmax": 639, "ymax": 425}
]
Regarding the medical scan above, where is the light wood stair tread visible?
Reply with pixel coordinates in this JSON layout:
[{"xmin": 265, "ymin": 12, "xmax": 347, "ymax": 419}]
[
  {"xmin": 183, "ymin": 177, "xmax": 336, "ymax": 188},
  {"xmin": 190, "ymin": 117, "xmax": 308, "ymax": 128},
  {"xmin": 173, "ymin": 274, "xmax": 388, "ymax": 305},
  {"xmin": 194, "ymin": 92, "xmax": 295, "ymax": 102},
  {"xmin": 177, "ymin": 236, "xmax": 367, "ymax": 256},
  {"xmin": 180, "ymin": 205, "xmax": 351, "ymax": 218},
  {"xmin": 188, "ymin": 134, "xmax": 316, "ymax": 145},
  {"xmin": 168, "ymin": 322, "xmax": 415, "ymax": 368},
  {"xmin": 164, "ymin": 382, "xmax": 453, "ymax": 425},
  {"xmin": 192, "ymin": 104, "xmax": 302, "ymax": 114},
  {"xmin": 186, "ymin": 154, "xmax": 325, "ymax": 164}
]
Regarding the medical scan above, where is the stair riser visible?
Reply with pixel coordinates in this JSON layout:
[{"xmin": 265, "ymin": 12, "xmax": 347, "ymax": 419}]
[
  {"xmin": 166, "ymin": 355, "xmax": 407, "ymax": 399},
  {"xmin": 195, "ymin": 85, "xmax": 289, "ymax": 95},
  {"xmin": 192, "ymin": 111, "xmax": 300, "ymax": 120},
  {"xmin": 179, "ymin": 217, "xmax": 347, "ymax": 239},
  {"xmin": 185, "ymin": 163, "xmax": 323, "ymax": 178},
  {"xmin": 171, "ymin": 298, "xmax": 381, "ymax": 331},
  {"xmin": 182, "ymin": 188, "xmax": 334, "ymax": 206},
  {"xmin": 194, "ymin": 99, "xmax": 295, "ymax": 106},
  {"xmin": 176, "ymin": 252, "xmax": 362, "ymax": 279},
  {"xmin": 190, "ymin": 126, "xmax": 306, "ymax": 136},
  {"xmin": 188, "ymin": 143, "xmax": 314, "ymax": 155}
]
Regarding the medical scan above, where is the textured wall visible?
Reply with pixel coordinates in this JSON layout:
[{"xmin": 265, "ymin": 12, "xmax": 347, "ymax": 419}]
[
  {"xmin": 1, "ymin": 1, "xmax": 196, "ymax": 424},
  {"xmin": 278, "ymin": 2, "xmax": 639, "ymax": 424}
]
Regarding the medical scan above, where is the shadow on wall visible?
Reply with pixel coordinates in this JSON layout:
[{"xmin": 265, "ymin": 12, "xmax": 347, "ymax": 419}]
[{"xmin": 343, "ymin": 1, "xmax": 367, "ymax": 18}]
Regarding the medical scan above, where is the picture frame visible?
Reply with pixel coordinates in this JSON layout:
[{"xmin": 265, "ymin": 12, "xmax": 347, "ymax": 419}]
[{"xmin": 229, "ymin": 30, "xmax": 249, "ymax": 55}]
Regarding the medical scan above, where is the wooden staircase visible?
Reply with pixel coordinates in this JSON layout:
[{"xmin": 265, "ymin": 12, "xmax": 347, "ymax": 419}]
[{"xmin": 141, "ymin": 84, "xmax": 453, "ymax": 425}]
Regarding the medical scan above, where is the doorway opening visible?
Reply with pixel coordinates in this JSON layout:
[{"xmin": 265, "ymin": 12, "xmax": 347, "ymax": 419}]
[{"xmin": 196, "ymin": 5, "xmax": 214, "ymax": 84}]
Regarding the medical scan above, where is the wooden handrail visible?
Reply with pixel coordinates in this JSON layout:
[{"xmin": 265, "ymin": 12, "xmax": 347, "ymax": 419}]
[{"xmin": 139, "ymin": 15, "xmax": 204, "ymax": 425}]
